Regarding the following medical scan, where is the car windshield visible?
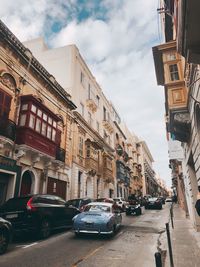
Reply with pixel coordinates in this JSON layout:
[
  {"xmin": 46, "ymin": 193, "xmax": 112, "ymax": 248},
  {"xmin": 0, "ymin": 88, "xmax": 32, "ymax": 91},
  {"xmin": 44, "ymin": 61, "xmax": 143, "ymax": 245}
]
[
  {"xmin": 66, "ymin": 199, "xmax": 81, "ymax": 208},
  {"xmin": 149, "ymin": 198, "xmax": 158, "ymax": 201},
  {"xmin": 84, "ymin": 204, "xmax": 111, "ymax": 213}
]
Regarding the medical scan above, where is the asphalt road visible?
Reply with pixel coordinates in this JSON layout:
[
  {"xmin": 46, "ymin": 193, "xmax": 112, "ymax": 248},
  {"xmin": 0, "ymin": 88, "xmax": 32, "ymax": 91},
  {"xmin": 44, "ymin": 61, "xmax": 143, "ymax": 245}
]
[{"xmin": 0, "ymin": 203, "xmax": 171, "ymax": 267}]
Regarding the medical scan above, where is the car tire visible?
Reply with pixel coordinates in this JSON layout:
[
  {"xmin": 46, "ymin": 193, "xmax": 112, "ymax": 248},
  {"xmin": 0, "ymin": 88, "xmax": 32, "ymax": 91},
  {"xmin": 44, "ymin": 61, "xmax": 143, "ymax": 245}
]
[
  {"xmin": 39, "ymin": 220, "xmax": 51, "ymax": 239},
  {"xmin": 75, "ymin": 232, "xmax": 80, "ymax": 237},
  {"xmin": 126, "ymin": 211, "xmax": 130, "ymax": 216},
  {"xmin": 0, "ymin": 229, "xmax": 9, "ymax": 255},
  {"xmin": 159, "ymin": 205, "xmax": 162, "ymax": 210},
  {"xmin": 136, "ymin": 208, "xmax": 142, "ymax": 216}
]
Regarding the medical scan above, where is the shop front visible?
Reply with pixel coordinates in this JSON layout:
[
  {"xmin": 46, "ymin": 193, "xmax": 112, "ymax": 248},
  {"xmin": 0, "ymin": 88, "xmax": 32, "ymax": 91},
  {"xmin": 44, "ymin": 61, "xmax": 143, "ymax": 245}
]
[{"xmin": 0, "ymin": 155, "xmax": 21, "ymax": 205}]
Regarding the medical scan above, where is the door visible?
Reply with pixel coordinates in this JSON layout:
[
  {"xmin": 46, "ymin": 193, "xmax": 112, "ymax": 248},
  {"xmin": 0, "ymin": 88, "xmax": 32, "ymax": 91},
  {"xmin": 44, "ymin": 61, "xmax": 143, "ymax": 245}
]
[
  {"xmin": 0, "ymin": 174, "xmax": 8, "ymax": 205},
  {"xmin": 20, "ymin": 171, "xmax": 32, "ymax": 196},
  {"xmin": 47, "ymin": 177, "xmax": 67, "ymax": 199}
]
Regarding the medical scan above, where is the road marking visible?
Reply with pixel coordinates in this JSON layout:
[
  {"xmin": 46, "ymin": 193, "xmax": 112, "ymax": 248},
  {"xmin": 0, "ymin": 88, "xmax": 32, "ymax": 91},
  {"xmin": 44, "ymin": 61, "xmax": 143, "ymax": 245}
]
[
  {"xmin": 72, "ymin": 245, "xmax": 104, "ymax": 267},
  {"xmin": 22, "ymin": 242, "xmax": 38, "ymax": 249}
]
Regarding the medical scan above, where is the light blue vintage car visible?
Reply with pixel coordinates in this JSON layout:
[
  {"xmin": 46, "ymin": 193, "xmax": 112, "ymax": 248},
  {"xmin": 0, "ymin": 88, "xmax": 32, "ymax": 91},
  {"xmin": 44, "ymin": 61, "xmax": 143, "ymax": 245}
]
[{"xmin": 73, "ymin": 202, "xmax": 122, "ymax": 236}]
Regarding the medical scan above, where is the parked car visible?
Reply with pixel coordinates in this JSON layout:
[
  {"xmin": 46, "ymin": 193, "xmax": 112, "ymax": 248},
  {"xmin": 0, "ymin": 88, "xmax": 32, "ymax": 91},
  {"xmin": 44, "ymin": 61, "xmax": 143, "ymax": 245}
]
[
  {"xmin": 113, "ymin": 197, "xmax": 128, "ymax": 211},
  {"xmin": 158, "ymin": 196, "xmax": 166, "ymax": 204},
  {"xmin": 0, "ymin": 194, "xmax": 80, "ymax": 239},
  {"xmin": 65, "ymin": 198, "xmax": 94, "ymax": 212},
  {"xmin": 145, "ymin": 197, "xmax": 162, "ymax": 210},
  {"xmin": 125, "ymin": 198, "xmax": 142, "ymax": 216},
  {"xmin": 73, "ymin": 202, "xmax": 122, "ymax": 236},
  {"xmin": 0, "ymin": 217, "xmax": 12, "ymax": 255}
]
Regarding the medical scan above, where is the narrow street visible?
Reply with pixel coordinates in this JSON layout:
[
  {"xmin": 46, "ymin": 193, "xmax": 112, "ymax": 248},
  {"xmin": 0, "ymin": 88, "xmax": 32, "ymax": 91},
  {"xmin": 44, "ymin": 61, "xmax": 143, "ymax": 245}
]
[{"xmin": 0, "ymin": 204, "xmax": 171, "ymax": 267}]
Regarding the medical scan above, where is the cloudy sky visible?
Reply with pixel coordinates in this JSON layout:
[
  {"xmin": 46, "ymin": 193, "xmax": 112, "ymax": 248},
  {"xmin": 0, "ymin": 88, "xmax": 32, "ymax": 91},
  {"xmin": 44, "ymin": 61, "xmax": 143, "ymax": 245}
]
[{"xmin": 1, "ymin": 0, "xmax": 171, "ymax": 187}]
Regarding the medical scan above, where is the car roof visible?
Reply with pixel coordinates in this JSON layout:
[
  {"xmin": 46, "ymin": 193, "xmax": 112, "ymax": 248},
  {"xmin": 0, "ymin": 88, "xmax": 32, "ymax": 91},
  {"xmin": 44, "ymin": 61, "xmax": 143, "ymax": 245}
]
[{"xmin": 87, "ymin": 202, "xmax": 113, "ymax": 207}]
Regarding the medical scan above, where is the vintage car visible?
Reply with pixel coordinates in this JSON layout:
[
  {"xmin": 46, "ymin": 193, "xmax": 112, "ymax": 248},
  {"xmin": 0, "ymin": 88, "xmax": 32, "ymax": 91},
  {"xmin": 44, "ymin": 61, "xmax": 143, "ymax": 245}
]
[
  {"xmin": 125, "ymin": 199, "xmax": 142, "ymax": 216},
  {"xmin": 145, "ymin": 197, "xmax": 162, "ymax": 210},
  {"xmin": 73, "ymin": 202, "xmax": 122, "ymax": 236}
]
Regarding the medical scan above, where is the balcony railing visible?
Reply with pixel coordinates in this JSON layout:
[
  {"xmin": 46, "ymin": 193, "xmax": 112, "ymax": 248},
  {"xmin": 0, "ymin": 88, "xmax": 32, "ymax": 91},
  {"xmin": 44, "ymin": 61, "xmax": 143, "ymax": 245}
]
[
  {"xmin": 0, "ymin": 118, "xmax": 16, "ymax": 142},
  {"xmin": 56, "ymin": 147, "xmax": 66, "ymax": 162},
  {"xmin": 86, "ymin": 91, "xmax": 98, "ymax": 112}
]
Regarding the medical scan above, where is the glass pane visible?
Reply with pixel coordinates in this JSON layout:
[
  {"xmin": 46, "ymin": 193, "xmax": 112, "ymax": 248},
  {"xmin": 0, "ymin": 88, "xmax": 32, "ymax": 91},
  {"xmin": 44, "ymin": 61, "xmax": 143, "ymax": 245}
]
[
  {"xmin": 21, "ymin": 104, "xmax": 28, "ymax": 111},
  {"xmin": 35, "ymin": 118, "xmax": 41, "ymax": 133},
  {"xmin": 53, "ymin": 121, "xmax": 57, "ymax": 128},
  {"xmin": 47, "ymin": 126, "xmax": 52, "ymax": 139},
  {"xmin": 41, "ymin": 122, "xmax": 47, "ymax": 136},
  {"xmin": 29, "ymin": 114, "xmax": 35, "ymax": 129},
  {"xmin": 48, "ymin": 117, "xmax": 52, "ymax": 125},
  {"xmin": 52, "ymin": 129, "xmax": 56, "ymax": 141},
  {"xmin": 19, "ymin": 114, "xmax": 26, "ymax": 126},
  {"xmin": 31, "ymin": 104, "xmax": 36, "ymax": 113},
  {"xmin": 43, "ymin": 113, "xmax": 47, "ymax": 121},
  {"xmin": 37, "ymin": 109, "xmax": 42, "ymax": 117}
]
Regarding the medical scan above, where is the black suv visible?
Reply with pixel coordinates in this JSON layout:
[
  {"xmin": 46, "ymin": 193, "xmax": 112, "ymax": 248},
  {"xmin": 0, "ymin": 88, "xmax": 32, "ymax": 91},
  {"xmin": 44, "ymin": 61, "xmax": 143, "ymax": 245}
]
[
  {"xmin": 66, "ymin": 198, "xmax": 94, "ymax": 212},
  {"xmin": 0, "ymin": 217, "xmax": 12, "ymax": 254},
  {"xmin": 0, "ymin": 194, "xmax": 80, "ymax": 239}
]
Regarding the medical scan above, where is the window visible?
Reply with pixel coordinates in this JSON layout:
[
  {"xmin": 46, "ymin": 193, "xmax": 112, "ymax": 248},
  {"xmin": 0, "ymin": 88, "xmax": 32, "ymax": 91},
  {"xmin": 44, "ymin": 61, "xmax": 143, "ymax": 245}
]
[
  {"xmin": 80, "ymin": 102, "xmax": 84, "ymax": 117},
  {"xmin": 0, "ymin": 89, "xmax": 12, "ymax": 119},
  {"xmin": 88, "ymin": 84, "xmax": 91, "ymax": 99},
  {"xmin": 79, "ymin": 136, "xmax": 84, "ymax": 157},
  {"xmin": 80, "ymin": 71, "xmax": 85, "ymax": 87},
  {"xmin": 96, "ymin": 121, "xmax": 99, "ymax": 132},
  {"xmin": 19, "ymin": 114, "xmax": 26, "ymax": 126},
  {"xmin": 88, "ymin": 112, "xmax": 92, "ymax": 126},
  {"xmin": 96, "ymin": 95, "xmax": 100, "ymax": 106},
  {"xmin": 35, "ymin": 118, "xmax": 41, "ymax": 132},
  {"xmin": 29, "ymin": 114, "xmax": 35, "ymax": 129},
  {"xmin": 19, "ymin": 99, "xmax": 58, "ymax": 142},
  {"xmin": 169, "ymin": 64, "xmax": 179, "ymax": 81},
  {"xmin": 166, "ymin": 52, "xmax": 176, "ymax": 61},
  {"xmin": 104, "ymin": 107, "xmax": 106, "ymax": 120}
]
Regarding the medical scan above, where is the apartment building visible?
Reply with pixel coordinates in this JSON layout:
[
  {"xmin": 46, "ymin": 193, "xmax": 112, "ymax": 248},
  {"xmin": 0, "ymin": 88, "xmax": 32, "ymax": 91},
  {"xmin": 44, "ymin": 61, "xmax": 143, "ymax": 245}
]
[{"xmin": 0, "ymin": 20, "xmax": 76, "ymax": 204}]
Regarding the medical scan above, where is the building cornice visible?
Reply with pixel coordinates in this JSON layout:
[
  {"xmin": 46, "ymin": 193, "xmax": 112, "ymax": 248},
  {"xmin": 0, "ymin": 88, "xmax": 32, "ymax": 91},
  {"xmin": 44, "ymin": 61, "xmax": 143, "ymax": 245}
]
[{"xmin": 0, "ymin": 20, "xmax": 76, "ymax": 110}]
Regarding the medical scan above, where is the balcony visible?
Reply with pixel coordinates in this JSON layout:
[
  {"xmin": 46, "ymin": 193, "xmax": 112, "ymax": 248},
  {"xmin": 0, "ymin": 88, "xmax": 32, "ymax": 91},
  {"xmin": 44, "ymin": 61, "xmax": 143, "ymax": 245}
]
[
  {"xmin": 102, "ymin": 118, "xmax": 114, "ymax": 133},
  {"xmin": 102, "ymin": 153, "xmax": 114, "ymax": 183},
  {"xmin": 86, "ymin": 92, "xmax": 98, "ymax": 113},
  {"xmin": 16, "ymin": 127, "xmax": 57, "ymax": 157},
  {"xmin": 85, "ymin": 157, "xmax": 98, "ymax": 174},
  {"xmin": 56, "ymin": 147, "xmax": 66, "ymax": 162},
  {"xmin": 0, "ymin": 118, "xmax": 16, "ymax": 142},
  {"xmin": 168, "ymin": 109, "xmax": 191, "ymax": 142},
  {"xmin": 178, "ymin": 0, "xmax": 200, "ymax": 63}
]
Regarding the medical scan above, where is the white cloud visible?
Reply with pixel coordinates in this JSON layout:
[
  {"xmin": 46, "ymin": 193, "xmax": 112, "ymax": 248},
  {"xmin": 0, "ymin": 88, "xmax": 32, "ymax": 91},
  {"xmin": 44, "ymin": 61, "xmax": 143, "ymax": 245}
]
[{"xmin": 1, "ymin": 0, "xmax": 171, "ymax": 187}]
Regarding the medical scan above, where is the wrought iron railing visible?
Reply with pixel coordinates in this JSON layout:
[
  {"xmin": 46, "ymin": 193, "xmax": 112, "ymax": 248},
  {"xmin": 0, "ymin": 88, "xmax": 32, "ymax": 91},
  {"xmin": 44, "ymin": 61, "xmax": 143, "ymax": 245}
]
[
  {"xmin": 56, "ymin": 147, "xmax": 66, "ymax": 162},
  {"xmin": 0, "ymin": 118, "xmax": 16, "ymax": 141}
]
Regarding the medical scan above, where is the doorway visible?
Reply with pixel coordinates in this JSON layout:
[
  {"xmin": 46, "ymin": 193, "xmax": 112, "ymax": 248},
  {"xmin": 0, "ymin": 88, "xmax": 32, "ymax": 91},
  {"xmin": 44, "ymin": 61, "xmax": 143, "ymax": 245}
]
[{"xmin": 20, "ymin": 171, "xmax": 32, "ymax": 196}]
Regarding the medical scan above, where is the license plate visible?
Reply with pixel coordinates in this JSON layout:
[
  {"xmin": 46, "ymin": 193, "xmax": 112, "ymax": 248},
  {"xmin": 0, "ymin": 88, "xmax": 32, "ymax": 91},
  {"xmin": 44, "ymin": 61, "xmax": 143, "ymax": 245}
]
[{"xmin": 6, "ymin": 213, "xmax": 18, "ymax": 219}]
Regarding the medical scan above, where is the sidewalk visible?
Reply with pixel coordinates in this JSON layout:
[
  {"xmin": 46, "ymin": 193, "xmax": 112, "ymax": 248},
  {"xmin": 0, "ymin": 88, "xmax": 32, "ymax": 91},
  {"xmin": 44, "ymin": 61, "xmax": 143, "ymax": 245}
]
[{"xmin": 165, "ymin": 204, "xmax": 200, "ymax": 267}]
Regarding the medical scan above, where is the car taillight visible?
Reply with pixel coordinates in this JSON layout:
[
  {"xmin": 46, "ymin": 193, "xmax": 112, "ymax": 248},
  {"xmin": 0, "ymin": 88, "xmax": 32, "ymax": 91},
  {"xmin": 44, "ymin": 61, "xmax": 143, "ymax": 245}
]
[{"xmin": 27, "ymin": 197, "xmax": 37, "ymax": 211}]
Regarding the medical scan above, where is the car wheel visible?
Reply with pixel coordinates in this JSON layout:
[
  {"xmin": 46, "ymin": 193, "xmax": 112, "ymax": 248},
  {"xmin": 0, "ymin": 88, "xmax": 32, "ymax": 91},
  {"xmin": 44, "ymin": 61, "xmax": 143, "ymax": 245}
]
[
  {"xmin": 136, "ymin": 208, "xmax": 142, "ymax": 216},
  {"xmin": 39, "ymin": 220, "xmax": 51, "ymax": 239},
  {"xmin": 75, "ymin": 232, "xmax": 80, "ymax": 237},
  {"xmin": 159, "ymin": 205, "xmax": 162, "ymax": 210},
  {"xmin": 126, "ymin": 212, "xmax": 130, "ymax": 216},
  {"xmin": 0, "ymin": 229, "xmax": 9, "ymax": 255}
]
